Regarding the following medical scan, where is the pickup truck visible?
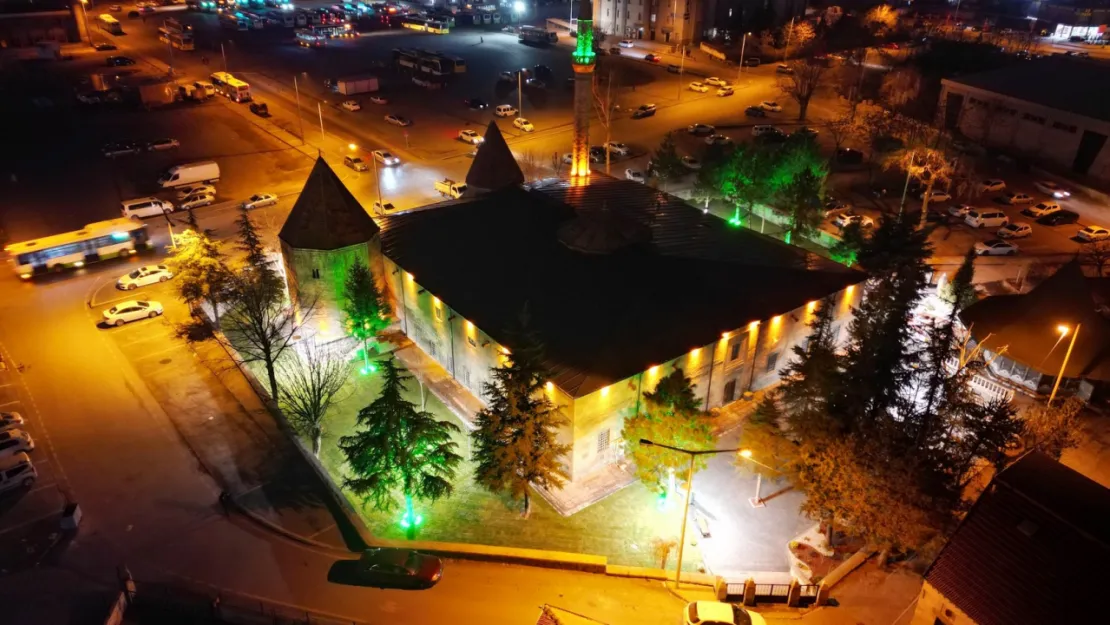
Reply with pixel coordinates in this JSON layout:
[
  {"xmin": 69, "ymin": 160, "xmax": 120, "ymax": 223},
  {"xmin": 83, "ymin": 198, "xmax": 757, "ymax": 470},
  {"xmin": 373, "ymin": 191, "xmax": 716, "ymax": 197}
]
[{"xmin": 434, "ymin": 179, "xmax": 467, "ymax": 199}]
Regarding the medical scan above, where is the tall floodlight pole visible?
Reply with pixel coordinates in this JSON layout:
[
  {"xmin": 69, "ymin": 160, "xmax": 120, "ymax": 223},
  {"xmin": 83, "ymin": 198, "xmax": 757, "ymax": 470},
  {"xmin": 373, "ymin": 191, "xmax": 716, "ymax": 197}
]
[{"xmin": 570, "ymin": 0, "xmax": 596, "ymax": 179}]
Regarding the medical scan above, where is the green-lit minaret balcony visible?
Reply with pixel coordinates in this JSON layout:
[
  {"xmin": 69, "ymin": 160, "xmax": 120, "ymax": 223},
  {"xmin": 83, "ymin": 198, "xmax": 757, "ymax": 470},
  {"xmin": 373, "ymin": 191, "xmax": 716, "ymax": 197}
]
[{"xmin": 573, "ymin": 21, "xmax": 596, "ymax": 65}]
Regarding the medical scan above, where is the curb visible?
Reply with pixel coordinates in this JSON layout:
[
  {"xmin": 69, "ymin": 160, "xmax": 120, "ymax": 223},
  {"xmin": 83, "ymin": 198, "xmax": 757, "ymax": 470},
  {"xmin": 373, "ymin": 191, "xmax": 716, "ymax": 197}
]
[{"xmin": 222, "ymin": 491, "xmax": 351, "ymax": 558}]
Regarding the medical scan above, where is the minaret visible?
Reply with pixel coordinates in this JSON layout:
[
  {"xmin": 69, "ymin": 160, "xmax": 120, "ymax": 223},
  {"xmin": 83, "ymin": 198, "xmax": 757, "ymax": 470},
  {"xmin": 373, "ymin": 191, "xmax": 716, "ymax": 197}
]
[{"xmin": 570, "ymin": 0, "xmax": 596, "ymax": 179}]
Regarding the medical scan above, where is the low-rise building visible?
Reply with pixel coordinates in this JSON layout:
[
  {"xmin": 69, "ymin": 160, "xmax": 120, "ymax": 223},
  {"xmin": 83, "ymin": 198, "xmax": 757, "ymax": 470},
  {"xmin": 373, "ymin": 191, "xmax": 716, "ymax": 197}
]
[
  {"xmin": 909, "ymin": 452, "xmax": 1110, "ymax": 625},
  {"xmin": 939, "ymin": 58, "xmax": 1110, "ymax": 182},
  {"xmin": 0, "ymin": 0, "xmax": 78, "ymax": 48}
]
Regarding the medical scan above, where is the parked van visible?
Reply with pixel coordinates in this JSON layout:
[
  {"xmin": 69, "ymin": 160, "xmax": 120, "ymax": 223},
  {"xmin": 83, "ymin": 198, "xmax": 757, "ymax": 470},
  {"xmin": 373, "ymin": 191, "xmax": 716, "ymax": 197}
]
[
  {"xmin": 157, "ymin": 161, "xmax": 220, "ymax": 188},
  {"xmin": 494, "ymin": 104, "xmax": 518, "ymax": 117},
  {"xmin": 193, "ymin": 81, "xmax": 215, "ymax": 98},
  {"xmin": 0, "ymin": 430, "xmax": 34, "ymax": 461},
  {"xmin": 964, "ymin": 209, "xmax": 1009, "ymax": 229},
  {"xmin": 121, "ymin": 197, "xmax": 175, "ymax": 219},
  {"xmin": 0, "ymin": 453, "xmax": 36, "ymax": 493}
]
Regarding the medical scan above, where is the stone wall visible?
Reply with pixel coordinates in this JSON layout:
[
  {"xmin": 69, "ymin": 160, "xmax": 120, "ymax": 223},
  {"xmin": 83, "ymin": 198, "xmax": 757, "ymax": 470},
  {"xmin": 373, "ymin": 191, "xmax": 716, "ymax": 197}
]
[
  {"xmin": 908, "ymin": 581, "xmax": 979, "ymax": 625},
  {"xmin": 281, "ymin": 240, "xmax": 375, "ymax": 343}
]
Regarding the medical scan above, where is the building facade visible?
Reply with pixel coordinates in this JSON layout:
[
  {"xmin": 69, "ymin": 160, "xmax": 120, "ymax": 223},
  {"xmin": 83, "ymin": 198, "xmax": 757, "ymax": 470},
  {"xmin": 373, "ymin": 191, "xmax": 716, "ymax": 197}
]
[
  {"xmin": 0, "ymin": 0, "xmax": 78, "ymax": 48},
  {"xmin": 940, "ymin": 59, "xmax": 1110, "ymax": 180}
]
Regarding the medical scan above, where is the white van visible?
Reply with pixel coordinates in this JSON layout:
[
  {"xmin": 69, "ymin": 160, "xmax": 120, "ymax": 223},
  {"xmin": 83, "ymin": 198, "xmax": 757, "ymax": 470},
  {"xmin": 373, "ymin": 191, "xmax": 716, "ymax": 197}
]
[
  {"xmin": 965, "ymin": 209, "xmax": 1009, "ymax": 229},
  {"xmin": 494, "ymin": 104, "xmax": 518, "ymax": 117},
  {"xmin": 0, "ymin": 452, "xmax": 36, "ymax": 493},
  {"xmin": 158, "ymin": 161, "xmax": 220, "ymax": 189},
  {"xmin": 121, "ymin": 197, "xmax": 175, "ymax": 219}
]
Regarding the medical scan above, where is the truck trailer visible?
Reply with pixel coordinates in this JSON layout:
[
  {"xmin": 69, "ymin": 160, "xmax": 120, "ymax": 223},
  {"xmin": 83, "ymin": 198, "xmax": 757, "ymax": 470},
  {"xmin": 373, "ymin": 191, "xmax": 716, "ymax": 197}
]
[{"xmin": 332, "ymin": 74, "xmax": 380, "ymax": 95}]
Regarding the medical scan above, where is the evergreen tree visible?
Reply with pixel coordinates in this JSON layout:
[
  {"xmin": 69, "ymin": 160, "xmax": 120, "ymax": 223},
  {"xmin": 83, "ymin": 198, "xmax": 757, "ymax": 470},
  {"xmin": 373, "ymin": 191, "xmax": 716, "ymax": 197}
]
[
  {"xmin": 343, "ymin": 260, "xmax": 391, "ymax": 370},
  {"xmin": 623, "ymin": 368, "xmax": 715, "ymax": 492},
  {"xmin": 719, "ymin": 143, "xmax": 771, "ymax": 226},
  {"xmin": 779, "ymin": 166, "xmax": 825, "ymax": 245},
  {"xmin": 939, "ymin": 248, "xmax": 978, "ymax": 312},
  {"xmin": 471, "ymin": 318, "xmax": 570, "ymax": 517},
  {"xmin": 650, "ymin": 132, "xmax": 685, "ymax": 190},
  {"xmin": 340, "ymin": 356, "xmax": 462, "ymax": 538},
  {"xmin": 235, "ymin": 204, "xmax": 282, "ymax": 303},
  {"xmin": 777, "ymin": 298, "xmax": 840, "ymax": 439}
]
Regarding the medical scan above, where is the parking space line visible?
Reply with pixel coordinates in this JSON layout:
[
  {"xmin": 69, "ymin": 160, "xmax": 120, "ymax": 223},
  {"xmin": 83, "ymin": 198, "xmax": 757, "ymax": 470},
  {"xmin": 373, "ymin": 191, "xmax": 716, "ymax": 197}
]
[
  {"xmin": 0, "ymin": 509, "xmax": 63, "ymax": 538},
  {"xmin": 132, "ymin": 343, "xmax": 190, "ymax": 361},
  {"xmin": 0, "ymin": 400, "xmax": 21, "ymax": 408},
  {"xmin": 27, "ymin": 481, "xmax": 58, "ymax": 496},
  {"xmin": 115, "ymin": 331, "xmax": 173, "ymax": 348}
]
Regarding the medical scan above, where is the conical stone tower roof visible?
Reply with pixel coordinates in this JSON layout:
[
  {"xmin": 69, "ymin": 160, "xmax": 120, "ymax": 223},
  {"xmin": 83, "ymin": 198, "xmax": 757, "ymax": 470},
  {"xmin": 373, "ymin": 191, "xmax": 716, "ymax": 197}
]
[
  {"xmin": 465, "ymin": 121, "xmax": 525, "ymax": 193},
  {"xmin": 279, "ymin": 156, "xmax": 380, "ymax": 251}
]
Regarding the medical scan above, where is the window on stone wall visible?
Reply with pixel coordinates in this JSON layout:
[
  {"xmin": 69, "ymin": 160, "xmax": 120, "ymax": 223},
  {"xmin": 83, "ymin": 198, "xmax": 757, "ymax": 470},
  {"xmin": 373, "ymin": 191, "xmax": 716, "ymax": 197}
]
[
  {"xmin": 1022, "ymin": 112, "xmax": 1045, "ymax": 124},
  {"xmin": 729, "ymin": 342, "xmax": 742, "ymax": 361},
  {"xmin": 467, "ymin": 336, "xmax": 477, "ymax": 348},
  {"xmin": 434, "ymin": 303, "xmax": 444, "ymax": 322},
  {"xmin": 1052, "ymin": 121, "xmax": 1078, "ymax": 133},
  {"xmin": 597, "ymin": 429, "xmax": 610, "ymax": 453},
  {"xmin": 311, "ymin": 268, "xmax": 320, "ymax": 279},
  {"xmin": 766, "ymin": 351, "xmax": 779, "ymax": 372}
]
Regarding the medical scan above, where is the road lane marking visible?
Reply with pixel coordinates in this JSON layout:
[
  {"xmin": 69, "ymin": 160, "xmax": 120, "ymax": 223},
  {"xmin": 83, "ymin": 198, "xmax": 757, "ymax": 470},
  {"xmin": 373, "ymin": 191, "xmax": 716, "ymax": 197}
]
[{"xmin": 0, "ymin": 400, "xmax": 22, "ymax": 408}]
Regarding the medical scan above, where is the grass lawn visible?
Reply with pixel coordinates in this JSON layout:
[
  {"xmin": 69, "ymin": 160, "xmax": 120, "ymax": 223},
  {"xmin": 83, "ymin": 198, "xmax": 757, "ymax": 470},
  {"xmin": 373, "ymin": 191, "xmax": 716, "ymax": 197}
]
[{"xmin": 307, "ymin": 352, "xmax": 705, "ymax": 571}]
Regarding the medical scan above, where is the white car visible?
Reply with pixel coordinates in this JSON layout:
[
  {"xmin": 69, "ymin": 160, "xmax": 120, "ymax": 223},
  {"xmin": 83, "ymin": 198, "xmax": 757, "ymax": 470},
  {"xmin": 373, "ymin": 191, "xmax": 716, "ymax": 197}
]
[
  {"xmin": 683, "ymin": 601, "xmax": 766, "ymax": 625},
  {"xmin": 833, "ymin": 211, "xmax": 874, "ymax": 228},
  {"xmin": 1078, "ymin": 225, "xmax": 1110, "ymax": 242},
  {"xmin": 242, "ymin": 193, "xmax": 278, "ymax": 210},
  {"xmin": 979, "ymin": 178, "xmax": 1006, "ymax": 193},
  {"xmin": 372, "ymin": 150, "xmax": 400, "ymax": 166},
  {"xmin": 1001, "ymin": 192, "xmax": 1034, "ymax": 205},
  {"xmin": 687, "ymin": 123, "xmax": 715, "ymax": 135},
  {"xmin": 1033, "ymin": 180, "xmax": 1071, "ymax": 198},
  {"xmin": 369, "ymin": 95, "xmax": 389, "ymax": 105},
  {"xmin": 948, "ymin": 204, "xmax": 974, "ymax": 218},
  {"xmin": 681, "ymin": 156, "xmax": 701, "ymax": 170},
  {"xmin": 1023, "ymin": 201, "xmax": 1060, "ymax": 218},
  {"xmin": 605, "ymin": 142, "xmax": 630, "ymax": 156},
  {"xmin": 760, "ymin": 100, "xmax": 782, "ymax": 112},
  {"xmin": 117, "ymin": 264, "xmax": 173, "ymax": 290},
  {"xmin": 706, "ymin": 134, "xmax": 732, "ymax": 146},
  {"xmin": 619, "ymin": 39, "xmax": 635, "ymax": 48},
  {"xmin": 705, "ymin": 77, "xmax": 726, "ymax": 87},
  {"xmin": 923, "ymin": 190, "xmax": 952, "ymax": 203},
  {"xmin": 176, "ymin": 184, "xmax": 215, "ymax": 200},
  {"xmin": 458, "ymin": 129, "xmax": 484, "ymax": 145},
  {"xmin": 0, "ymin": 430, "xmax": 34, "ymax": 461},
  {"xmin": 717, "ymin": 87, "xmax": 735, "ymax": 97},
  {"xmin": 688, "ymin": 82, "xmax": 709, "ymax": 93},
  {"xmin": 997, "ymin": 222, "xmax": 1033, "ymax": 239},
  {"xmin": 341, "ymin": 99, "xmax": 361, "ymax": 111},
  {"xmin": 180, "ymin": 192, "xmax": 215, "ymax": 210},
  {"xmin": 0, "ymin": 412, "xmax": 25, "ymax": 434},
  {"xmin": 102, "ymin": 300, "xmax": 164, "ymax": 326},
  {"xmin": 513, "ymin": 117, "xmax": 534, "ymax": 132},
  {"xmin": 625, "ymin": 169, "xmax": 645, "ymax": 183},
  {"xmin": 974, "ymin": 239, "xmax": 1018, "ymax": 256},
  {"xmin": 146, "ymin": 138, "xmax": 180, "ymax": 151},
  {"xmin": 385, "ymin": 114, "xmax": 412, "ymax": 127}
]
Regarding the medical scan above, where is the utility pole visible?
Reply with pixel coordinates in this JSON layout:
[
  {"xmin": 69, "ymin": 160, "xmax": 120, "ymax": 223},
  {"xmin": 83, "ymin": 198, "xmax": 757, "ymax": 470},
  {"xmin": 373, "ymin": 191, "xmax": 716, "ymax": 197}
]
[
  {"xmin": 317, "ymin": 102, "xmax": 325, "ymax": 145},
  {"xmin": 293, "ymin": 75, "xmax": 305, "ymax": 145},
  {"xmin": 676, "ymin": 46, "xmax": 686, "ymax": 102},
  {"xmin": 899, "ymin": 152, "xmax": 915, "ymax": 216},
  {"xmin": 784, "ymin": 16, "xmax": 795, "ymax": 61},
  {"xmin": 737, "ymin": 32, "xmax": 748, "ymax": 81},
  {"xmin": 221, "ymin": 42, "xmax": 227, "ymax": 72},
  {"xmin": 372, "ymin": 154, "xmax": 385, "ymax": 215},
  {"xmin": 1049, "ymin": 324, "xmax": 1080, "ymax": 406},
  {"xmin": 517, "ymin": 70, "xmax": 523, "ymax": 118},
  {"xmin": 79, "ymin": 0, "xmax": 92, "ymax": 47}
]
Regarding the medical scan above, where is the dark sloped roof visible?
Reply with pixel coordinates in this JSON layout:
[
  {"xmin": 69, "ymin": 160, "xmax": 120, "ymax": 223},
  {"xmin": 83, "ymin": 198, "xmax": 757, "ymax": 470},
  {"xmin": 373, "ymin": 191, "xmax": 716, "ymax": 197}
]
[
  {"xmin": 465, "ymin": 121, "xmax": 524, "ymax": 192},
  {"xmin": 379, "ymin": 176, "xmax": 862, "ymax": 397},
  {"xmin": 924, "ymin": 453, "xmax": 1110, "ymax": 625},
  {"xmin": 944, "ymin": 57, "xmax": 1110, "ymax": 123},
  {"xmin": 961, "ymin": 262, "xmax": 1110, "ymax": 380},
  {"xmin": 279, "ymin": 157, "xmax": 380, "ymax": 251}
]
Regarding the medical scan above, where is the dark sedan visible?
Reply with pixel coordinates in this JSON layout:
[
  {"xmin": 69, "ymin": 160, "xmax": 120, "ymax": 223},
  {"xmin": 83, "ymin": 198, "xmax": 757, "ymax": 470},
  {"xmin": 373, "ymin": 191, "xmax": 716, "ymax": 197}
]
[
  {"xmin": 106, "ymin": 56, "xmax": 136, "ymax": 67},
  {"xmin": 1036, "ymin": 210, "xmax": 1080, "ymax": 226},
  {"xmin": 348, "ymin": 548, "xmax": 443, "ymax": 590},
  {"xmin": 463, "ymin": 98, "xmax": 488, "ymax": 110},
  {"xmin": 745, "ymin": 106, "xmax": 766, "ymax": 117}
]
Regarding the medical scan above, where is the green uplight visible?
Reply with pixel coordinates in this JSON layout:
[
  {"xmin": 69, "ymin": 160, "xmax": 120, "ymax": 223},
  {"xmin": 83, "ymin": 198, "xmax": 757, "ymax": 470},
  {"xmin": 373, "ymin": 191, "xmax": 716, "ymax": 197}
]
[
  {"xmin": 399, "ymin": 511, "xmax": 424, "ymax": 529},
  {"xmin": 359, "ymin": 363, "xmax": 378, "ymax": 376},
  {"xmin": 573, "ymin": 20, "xmax": 595, "ymax": 65},
  {"xmin": 727, "ymin": 207, "xmax": 743, "ymax": 228}
]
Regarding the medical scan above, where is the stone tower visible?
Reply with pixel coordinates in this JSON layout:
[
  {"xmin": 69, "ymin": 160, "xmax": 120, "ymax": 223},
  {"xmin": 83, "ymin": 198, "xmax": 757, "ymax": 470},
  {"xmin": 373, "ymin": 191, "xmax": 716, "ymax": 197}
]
[
  {"xmin": 278, "ymin": 157, "xmax": 382, "ymax": 343},
  {"xmin": 570, "ymin": 0, "xmax": 595, "ymax": 179}
]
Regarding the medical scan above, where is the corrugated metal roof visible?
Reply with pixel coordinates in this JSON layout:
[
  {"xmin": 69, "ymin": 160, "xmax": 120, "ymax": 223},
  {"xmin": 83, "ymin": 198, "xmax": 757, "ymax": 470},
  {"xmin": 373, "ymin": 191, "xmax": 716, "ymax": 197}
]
[
  {"xmin": 379, "ymin": 177, "xmax": 862, "ymax": 397},
  {"xmin": 924, "ymin": 453, "xmax": 1110, "ymax": 625}
]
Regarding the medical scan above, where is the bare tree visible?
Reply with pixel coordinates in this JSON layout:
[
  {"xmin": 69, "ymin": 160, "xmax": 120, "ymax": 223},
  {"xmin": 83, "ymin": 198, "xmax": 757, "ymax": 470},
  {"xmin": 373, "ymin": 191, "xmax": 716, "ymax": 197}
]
[
  {"xmin": 864, "ymin": 4, "xmax": 899, "ymax": 36},
  {"xmin": 549, "ymin": 150, "xmax": 564, "ymax": 177},
  {"xmin": 221, "ymin": 271, "xmax": 317, "ymax": 401},
  {"xmin": 884, "ymin": 146, "xmax": 954, "ymax": 229},
  {"xmin": 825, "ymin": 114, "xmax": 855, "ymax": 153},
  {"xmin": 518, "ymin": 149, "xmax": 542, "ymax": 182},
  {"xmin": 779, "ymin": 59, "xmax": 827, "ymax": 121},
  {"xmin": 1081, "ymin": 240, "xmax": 1110, "ymax": 277},
  {"xmin": 278, "ymin": 340, "xmax": 352, "ymax": 456},
  {"xmin": 593, "ymin": 70, "xmax": 620, "ymax": 175},
  {"xmin": 783, "ymin": 19, "xmax": 816, "ymax": 61},
  {"xmin": 880, "ymin": 66, "xmax": 923, "ymax": 113}
]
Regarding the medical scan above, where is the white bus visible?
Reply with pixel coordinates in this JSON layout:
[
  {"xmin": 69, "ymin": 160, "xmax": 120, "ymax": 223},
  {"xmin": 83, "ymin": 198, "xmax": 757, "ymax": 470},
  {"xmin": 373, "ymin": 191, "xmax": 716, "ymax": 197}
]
[
  {"xmin": 5, "ymin": 219, "xmax": 151, "ymax": 279},
  {"xmin": 159, "ymin": 28, "xmax": 196, "ymax": 50},
  {"xmin": 295, "ymin": 29, "xmax": 326, "ymax": 47},
  {"xmin": 97, "ymin": 14, "xmax": 124, "ymax": 35},
  {"xmin": 164, "ymin": 17, "xmax": 192, "ymax": 33},
  {"xmin": 209, "ymin": 71, "xmax": 252, "ymax": 102},
  {"xmin": 219, "ymin": 12, "xmax": 249, "ymax": 30},
  {"xmin": 519, "ymin": 25, "xmax": 557, "ymax": 46}
]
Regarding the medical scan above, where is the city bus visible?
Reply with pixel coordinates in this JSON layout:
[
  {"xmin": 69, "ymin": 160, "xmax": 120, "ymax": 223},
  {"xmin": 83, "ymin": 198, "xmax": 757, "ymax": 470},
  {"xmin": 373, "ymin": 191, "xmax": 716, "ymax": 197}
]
[
  {"xmin": 439, "ymin": 54, "xmax": 466, "ymax": 73},
  {"xmin": 97, "ymin": 14, "xmax": 124, "ymax": 35},
  {"xmin": 219, "ymin": 11, "xmax": 250, "ymax": 30},
  {"xmin": 159, "ymin": 28, "xmax": 196, "ymax": 50},
  {"xmin": 5, "ymin": 219, "xmax": 151, "ymax": 279},
  {"xmin": 209, "ymin": 71, "xmax": 252, "ymax": 101},
  {"xmin": 400, "ymin": 17, "xmax": 449, "ymax": 34},
  {"xmin": 295, "ymin": 29, "xmax": 326, "ymax": 47},
  {"xmin": 164, "ymin": 17, "xmax": 192, "ymax": 33},
  {"xmin": 519, "ymin": 25, "xmax": 557, "ymax": 46}
]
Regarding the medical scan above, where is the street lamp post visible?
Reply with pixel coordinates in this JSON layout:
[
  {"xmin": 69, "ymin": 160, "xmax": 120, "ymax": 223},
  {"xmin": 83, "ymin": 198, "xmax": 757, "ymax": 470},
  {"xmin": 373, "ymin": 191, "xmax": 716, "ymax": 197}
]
[
  {"xmin": 1048, "ymin": 323, "xmax": 1080, "ymax": 406},
  {"xmin": 736, "ymin": 32, "xmax": 749, "ymax": 81},
  {"xmin": 350, "ymin": 143, "xmax": 386, "ymax": 215},
  {"xmin": 79, "ymin": 0, "xmax": 93, "ymax": 47},
  {"xmin": 739, "ymin": 449, "xmax": 777, "ymax": 508},
  {"xmin": 639, "ymin": 439, "xmax": 742, "ymax": 588}
]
